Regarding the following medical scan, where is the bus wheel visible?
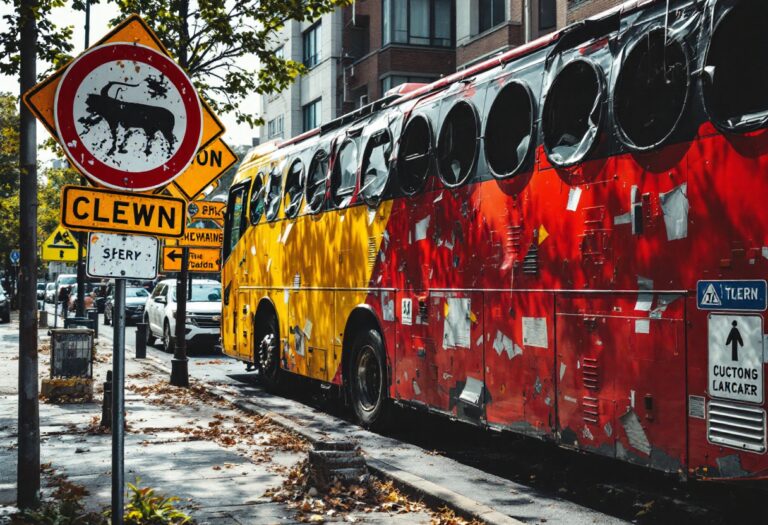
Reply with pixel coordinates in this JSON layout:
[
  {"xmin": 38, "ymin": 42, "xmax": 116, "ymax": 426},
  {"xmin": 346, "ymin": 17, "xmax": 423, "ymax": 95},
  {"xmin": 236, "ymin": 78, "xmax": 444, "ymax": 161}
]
[
  {"xmin": 257, "ymin": 314, "xmax": 281, "ymax": 391},
  {"xmin": 350, "ymin": 328, "xmax": 389, "ymax": 429}
]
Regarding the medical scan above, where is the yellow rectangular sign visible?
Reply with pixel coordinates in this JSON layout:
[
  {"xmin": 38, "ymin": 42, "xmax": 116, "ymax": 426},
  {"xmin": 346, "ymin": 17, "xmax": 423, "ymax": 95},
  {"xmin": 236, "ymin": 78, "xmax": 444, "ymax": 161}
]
[
  {"xmin": 166, "ymin": 228, "xmax": 223, "ymax": 247},
  {"xmin": 189, "ymin": 201, "xmax": 226, "ymax": 223},
  {"xmin": 169, "ymin": 139, "xmax": 238, "ymax": 201},
  {"xmin": 162, "ymin": 247, "xmax": 220, "ymax": 273},
  {"xmin": 61, "ymin": 186, "xmax": 186, "ymax": 237}
]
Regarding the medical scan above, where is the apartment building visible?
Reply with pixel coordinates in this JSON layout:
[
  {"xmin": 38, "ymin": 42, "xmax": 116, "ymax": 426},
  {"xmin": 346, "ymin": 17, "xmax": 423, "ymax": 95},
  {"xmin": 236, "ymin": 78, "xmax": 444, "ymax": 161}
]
[{"xmin": 260, "ymin": 0, "xmax": 624, "ymax": 141}]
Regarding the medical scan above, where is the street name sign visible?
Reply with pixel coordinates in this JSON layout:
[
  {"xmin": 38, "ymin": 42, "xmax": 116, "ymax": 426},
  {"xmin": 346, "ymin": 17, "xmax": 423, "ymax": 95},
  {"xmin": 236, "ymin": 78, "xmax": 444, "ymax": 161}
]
[
  {"xmin": 22, "ymin": 15, "xmax": 225, "ymax": 188},
  {"xmin": 61, "ymin": 185, "xmax": 186, "ymax": 237},
  {"xmin": 166, "ymin": 228, "xmax": 223, "ymax": 247},
  {"xmin": 697, "ymin": 280, "xmax": 767, "ymax": 311},
  {"xmin": 188, "ymin": 201, "xmax": 226, "ymax": 223},
  {"xmin": 41, "ymin": 225, "xmax": 83, "ymax": 262},
  {"xmin": 162, "ymin": 246, "xmax": 220, "ymax": 272},
  {"xmin": 86, "ymin": 233, "xmax": 158, "ymax": 279}
]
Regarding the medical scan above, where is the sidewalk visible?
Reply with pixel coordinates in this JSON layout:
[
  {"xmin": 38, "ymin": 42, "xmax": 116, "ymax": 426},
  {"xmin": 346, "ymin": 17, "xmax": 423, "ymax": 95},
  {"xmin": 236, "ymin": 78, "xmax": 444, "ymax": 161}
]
[{"xmin": 0, "ymin": 318, "xmax": 438, "ymax": 524}]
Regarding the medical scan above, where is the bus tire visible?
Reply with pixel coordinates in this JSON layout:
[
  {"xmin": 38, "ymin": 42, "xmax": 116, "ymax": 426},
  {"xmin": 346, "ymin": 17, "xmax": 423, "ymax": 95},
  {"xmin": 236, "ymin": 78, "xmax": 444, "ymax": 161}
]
[
  {"xmin": 349, "ymin": 328, "xmax": 390, "ymax": 430},
  {"xmin": 257, "ymin": 313, "xmax": 282, "ymax": 391}
]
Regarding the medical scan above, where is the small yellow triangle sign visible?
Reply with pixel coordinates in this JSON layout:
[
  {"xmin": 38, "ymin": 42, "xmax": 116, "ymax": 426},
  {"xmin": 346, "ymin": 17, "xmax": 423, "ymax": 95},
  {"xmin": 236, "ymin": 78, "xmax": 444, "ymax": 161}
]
[
  {"xmin": 538, "ymin": 224, "xmax": 550, "ymax": 245},
  {"xmin": 41, "ymin": 225, "xmax": 83, "ymax": 262}
]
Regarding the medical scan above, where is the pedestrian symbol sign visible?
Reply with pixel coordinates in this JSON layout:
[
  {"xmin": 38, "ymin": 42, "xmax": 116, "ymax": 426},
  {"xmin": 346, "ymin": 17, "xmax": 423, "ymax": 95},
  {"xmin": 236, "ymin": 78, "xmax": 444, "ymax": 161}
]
[
  {"xmin": 41, "ymin": 225, "xmax": 83, "ymax": 262},
  {"xmin": 700, "ymin": 283, "xmax": 722, "ymax": 307},
  {"xmin": 9, "ymin": 249, "xmax": 20, "ymax": 265},
  {"xmin": 708, "ymin": 313, "xmax": 764, "ymax": 404}
]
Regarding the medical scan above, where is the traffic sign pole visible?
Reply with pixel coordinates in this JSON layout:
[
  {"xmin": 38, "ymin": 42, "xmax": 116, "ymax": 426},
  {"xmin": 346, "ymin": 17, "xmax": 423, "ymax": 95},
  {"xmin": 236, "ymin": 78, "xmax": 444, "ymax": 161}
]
[
  {"xmin": 170, "ymin": 248, "xmax": 189, "ymax": 387},
  {"xmin": 111, "ymin": 278, "xmax": 126, "ymax": 525},
  {"xmin": 18, "ymin": 0, "xmax": 40, "ymax": 509}
]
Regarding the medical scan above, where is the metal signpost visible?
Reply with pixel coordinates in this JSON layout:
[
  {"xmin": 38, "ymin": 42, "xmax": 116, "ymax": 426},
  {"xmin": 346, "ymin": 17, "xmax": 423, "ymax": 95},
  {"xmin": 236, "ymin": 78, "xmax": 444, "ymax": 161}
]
[{"xmin": 23, "ymin": 14, "xmax": 227, "ymax": 524}]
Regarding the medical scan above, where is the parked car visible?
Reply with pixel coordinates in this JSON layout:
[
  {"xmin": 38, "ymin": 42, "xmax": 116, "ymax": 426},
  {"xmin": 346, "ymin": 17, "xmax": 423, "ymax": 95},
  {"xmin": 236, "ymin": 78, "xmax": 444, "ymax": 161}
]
[
  {"xmin": 54, "ymin": 274, "xmax": 77, "ymax": 304},
  {"xmin": 36, "ymin": 282, "xmax": 46, "ymax": 300},
  {"xmin": 44, "ymin": 283, "xmax": 56, "ymax": 303},
  {"xmin": 0, "ymin": 289, "xmax": 9, "ymax": 323},
  {"xmin": 144, "ymin": 279, "xmax": 221, "ymax": 353},
  {"xmin": 67, "ymin": 283, "xmax": 96, "ymax": 312},
  {"xmin": 104, "ymin": 285, "xmax": 149, "ymax": 325}
]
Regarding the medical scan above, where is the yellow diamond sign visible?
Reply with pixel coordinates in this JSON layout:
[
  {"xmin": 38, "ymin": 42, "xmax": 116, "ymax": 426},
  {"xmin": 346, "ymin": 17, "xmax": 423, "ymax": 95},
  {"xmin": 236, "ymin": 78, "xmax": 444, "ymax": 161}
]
[{"xmin": 41, "ymin": 225, "xmax": 83, "ymax": 262}]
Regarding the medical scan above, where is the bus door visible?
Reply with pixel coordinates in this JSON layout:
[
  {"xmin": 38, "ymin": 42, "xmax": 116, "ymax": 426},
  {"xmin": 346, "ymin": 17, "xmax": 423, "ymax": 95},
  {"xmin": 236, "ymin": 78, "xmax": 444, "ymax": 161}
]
[
  {"xmin": 395, "ymin": 291, "xmax": 441, "ymax": 409},
  {"xmin": 235, "ymin": 290, "xmax": 252, "ymax": 361},
  {"xmin": 556, "ymin": 294, "xmax": 686, "ymax": 472},
  {"xmin": 290, "ymin": 289, "xmax": 335, "ymax": 382}
]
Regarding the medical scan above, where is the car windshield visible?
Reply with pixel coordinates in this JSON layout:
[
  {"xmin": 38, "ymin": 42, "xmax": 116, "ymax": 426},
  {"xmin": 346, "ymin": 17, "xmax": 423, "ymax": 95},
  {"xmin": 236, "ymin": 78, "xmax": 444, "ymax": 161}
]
[
  {"xmin": 171, "ymin": 283, "xmax": 221, "ymax": 302},
  {"xmin": 127, "ymin": 287, "xmax": 149, "ymax": 298},
  {"xmin": 59, "ymin": 276, "xmax": 76, "ymax": 285},
  {"xmin": 37, "ymin": 283, "xmax": 45, "ymax": 290}
]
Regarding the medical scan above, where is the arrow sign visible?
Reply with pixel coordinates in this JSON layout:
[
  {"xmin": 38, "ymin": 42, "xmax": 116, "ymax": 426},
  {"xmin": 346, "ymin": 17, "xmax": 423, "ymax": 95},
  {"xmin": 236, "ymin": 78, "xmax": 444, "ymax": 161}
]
[{"xmin": 162, "ymin": 246, "xmax": 220, "ymax": 272}]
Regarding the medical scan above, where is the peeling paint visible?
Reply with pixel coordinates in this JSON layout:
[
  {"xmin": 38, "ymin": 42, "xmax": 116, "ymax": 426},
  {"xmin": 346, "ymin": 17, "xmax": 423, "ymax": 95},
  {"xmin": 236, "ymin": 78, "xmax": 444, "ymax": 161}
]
[
  {"xmin": 619, "ymin": 409, "xmax": 651, "ymax": 456},
  {"xmin": 492, "ymin": 330, "xmax": 522, "ymax": 360},
  {"xmin": 716, "ymin": 454, "xmax": 748, "ymax": 478},
  {"xmin": 634, "ymin": 276, "xmax": 654, "ymax": 311},
  {"xmin": 582, "ymin": 426, "xmax": 594, "ymax": 440},
  {"xmin": 604, "ymin": 422, "xmax": 613, "ymax": 437},
  {"xmin": 559, "ymin": 362, "xmax": 566, "ymax": 381},
  {"xmin": 613, "ymin": 212, "xmax": 631, "ymax": 225},
  {"xmin": 564, "ymin": 395, "xmax": 577, "ymax": 403},
  {"xmin": 414, "ymin": 216, "xmax": 430, "ymax": 241},
  {"xmin": 659, "ymin": 182, "xmax": 689, "ymax": 241},
  {"xmin": 459, "ymin": 377, "xmax": 484, "ymax": 406},
  {"xmin": 412, "ymin": 380, "xmax": 422, "ymax": 396},
  {"xmin": 566, "ymin": 186, "xmax": 582, "ymax": 212}
]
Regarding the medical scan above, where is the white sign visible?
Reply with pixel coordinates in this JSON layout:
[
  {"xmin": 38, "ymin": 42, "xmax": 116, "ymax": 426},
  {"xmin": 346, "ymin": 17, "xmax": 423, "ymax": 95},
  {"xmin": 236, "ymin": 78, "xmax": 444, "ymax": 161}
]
[
  {"xmin": 522, "ymin": 317, "xmax": 549, "ymax": 348},
  {"xmin": 708, "ymin": 314, "xmax": 764, "ymax": 404},
  {"xmin": 86, "ymin": 232, "xmax": 158, "ymax": 280},
  {"xmin": 401, "ymin": 298, "xmax": 413, "ymax": 326}
]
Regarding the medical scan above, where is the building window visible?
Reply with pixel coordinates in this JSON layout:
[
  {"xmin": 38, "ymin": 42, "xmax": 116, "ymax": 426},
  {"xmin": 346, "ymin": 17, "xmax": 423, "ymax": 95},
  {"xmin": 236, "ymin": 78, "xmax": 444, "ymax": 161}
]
[
  {"xmin": 274, "ymin": 46, "xmax": 285, "ymax": 60},
  {"xmin": 381, "ymin": 74, "xmax": 437, "ymax": 93},
  {"xmin": 267, "ymin": 116, "xmax": 284, "ymax": 139},
  {"xmin": 382, "ymin": 0, "xmax": 453, "ymax": 47},
  {"xmin": 478, "ymin": 0, "xmax": 506, "ymax": 33},
  {"xmin": 539, "ymin": 0, "xmax": 556, "ymax": 31},
  {"xmin": 303, "ymin": 23, "xmax": 321, "ymax": 68},
  {"xmin": 303, "ymin": 99, "xmax": 321, "ymax": 131}
]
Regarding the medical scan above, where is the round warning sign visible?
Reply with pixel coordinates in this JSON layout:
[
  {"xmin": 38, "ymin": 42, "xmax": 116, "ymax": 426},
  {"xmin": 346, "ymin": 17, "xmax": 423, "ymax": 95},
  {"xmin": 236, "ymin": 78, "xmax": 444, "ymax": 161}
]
[{"xmin": 54, "ymin": 43, "xmax": 203, "ymax": 191}]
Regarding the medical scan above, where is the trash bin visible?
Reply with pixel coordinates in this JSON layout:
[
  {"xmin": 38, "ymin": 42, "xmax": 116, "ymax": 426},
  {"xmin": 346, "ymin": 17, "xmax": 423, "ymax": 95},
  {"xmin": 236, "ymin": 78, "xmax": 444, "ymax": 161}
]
[
  {"xmin": 50, "ymin": 328, "xmax": 94, "ymax": 378},
  {"xmin": 64, "ymin": 316, "xmax": 96, "ymax": 331}
]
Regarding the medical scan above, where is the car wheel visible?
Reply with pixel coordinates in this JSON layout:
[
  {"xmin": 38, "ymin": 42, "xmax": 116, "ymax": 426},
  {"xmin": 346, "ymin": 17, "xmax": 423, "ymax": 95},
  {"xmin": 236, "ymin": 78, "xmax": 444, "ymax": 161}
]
[
  {"xmin": 349, "ymin": 328, "xmax": 390, "ymax": 430},
  {"xmin": 145, "ymin": 315, "xmax": 156, "ymax": 345},
  {"xmin": 256, "ymin": 313, "xmax": 282, "ymax": 391},
  {"xmin": 163, "ymin": 321, "xmax": 173, "ymax": 353}
]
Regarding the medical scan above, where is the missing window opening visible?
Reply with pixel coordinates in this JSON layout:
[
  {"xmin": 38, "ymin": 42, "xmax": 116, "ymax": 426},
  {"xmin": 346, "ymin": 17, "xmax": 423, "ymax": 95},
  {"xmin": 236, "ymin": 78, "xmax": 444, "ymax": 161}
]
[
  {"xmin": 283, "ymin": 159, "xmax": 305, "ymax": 219},
  {"xmin": 305, "ymin": 149, "xmax": 328, "ymax": 213},
  {"xmin": 703, "ymin": 1, "xmax": 768, "ymax": 133},
  {"xmin": 614, "ymin": 28, "xmax": 689, "ymax": 150},
  {"xmin": 398, "ymin": 115, "xmax": 432, "ymax": 195},
  {"xmin": 360, "ymin": 128, "xmax": 393, "ymax": 205},
  {"xmin": 331, "ymin": 139, "xmax": 358, "ymax": 208},
  {"xmin": 485, "ymin": 81, "xmax": 534, "ymax": 178},
  {"xmin": 543, "ymin": 60, "xmax": 603, "ymax": 167},
  {"xmin": 437, "ymin": 101, "xmax": 479, "ymax": 187},
  {"xmin": 249, "ymin": 173, "xmax": 266, "ymax": 225},
  {"xmin": 265, "ymin": 165, "xmax": 283, "ymax": 222}
]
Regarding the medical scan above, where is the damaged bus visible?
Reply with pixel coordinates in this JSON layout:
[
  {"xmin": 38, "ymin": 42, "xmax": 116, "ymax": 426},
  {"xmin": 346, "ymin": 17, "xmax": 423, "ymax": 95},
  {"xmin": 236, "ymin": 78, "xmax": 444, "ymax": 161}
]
[{"xmin": 222, "ymin": 0, "xmax": 768, "ymax": 480}]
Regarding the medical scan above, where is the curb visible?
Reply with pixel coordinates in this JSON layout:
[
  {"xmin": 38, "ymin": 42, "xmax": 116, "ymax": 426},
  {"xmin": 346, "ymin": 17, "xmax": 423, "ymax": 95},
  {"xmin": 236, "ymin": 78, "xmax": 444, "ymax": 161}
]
[{"xmin": 136, "ymin": 353, "xmax": 523, "ymax": 525}]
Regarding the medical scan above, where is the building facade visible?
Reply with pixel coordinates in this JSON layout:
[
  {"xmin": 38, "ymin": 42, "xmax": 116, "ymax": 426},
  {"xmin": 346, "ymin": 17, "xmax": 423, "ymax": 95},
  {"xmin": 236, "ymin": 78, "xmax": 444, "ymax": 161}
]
[{"xmin": 260, "ymin": 0, "xmax": 623, "ymax": 140}]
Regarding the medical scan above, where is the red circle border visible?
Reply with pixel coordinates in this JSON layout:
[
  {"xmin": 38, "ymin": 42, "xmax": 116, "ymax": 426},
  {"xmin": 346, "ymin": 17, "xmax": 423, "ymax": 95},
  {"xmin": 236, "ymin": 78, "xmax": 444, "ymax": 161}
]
[{"xmin": 55, "ymin": 43, "xmax": 203, "ymax": 191}]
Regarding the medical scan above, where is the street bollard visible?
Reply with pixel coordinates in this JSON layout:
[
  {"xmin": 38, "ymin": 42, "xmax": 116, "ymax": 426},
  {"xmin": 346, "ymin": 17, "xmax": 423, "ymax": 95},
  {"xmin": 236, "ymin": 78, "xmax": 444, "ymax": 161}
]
[
  {"xmin": 101, "ymin": 370, "xmax": 112, "ymax": 428},
  {"xmin": 87, "ymin": 308, "xmax": 99, "ymax": 338},
  {"xmin": 135, "ymin": 323, "xmax": 147, "ymax": 359}
]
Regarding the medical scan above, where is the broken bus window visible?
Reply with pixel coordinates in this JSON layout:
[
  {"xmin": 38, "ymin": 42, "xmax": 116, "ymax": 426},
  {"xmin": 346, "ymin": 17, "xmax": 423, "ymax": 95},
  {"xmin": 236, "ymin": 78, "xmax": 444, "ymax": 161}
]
[
  {"xmin": 485, "ymin": 80, "xmax": 534, "ymax": 177},
  {"xmin": 614, "ymin": 28, "xmax": 689, "ymax": 150},
  {"xmin": 283, "ymin": 158, "xmax": 305, "ymax": 219},
  {"xmin": 702, "ymin": 1, "xmax": 768, "ymax": 132},
  {"xmin": 249, "ymin": 172, "xmax": 266, "ymax": 225},
  {"xmin": 305, "ymin": 149, "xmax": 328, "ymax": 213},
  {"xmin": 437, "ymin": 100, "xmax": 479, "ymax": 187},
  {"xmin": 331, "ymin": 139, "xmax": 358, "ymax": 208},
  {"xmin": 397, "ymin": 115, "xmax": 432, "ymax": 195},
  {"xmin": 542, "ymin": 59, "xmax": 603, "ymax": 167},
  {"xmin": 265, "ymin": 164, "xmax": 283, "ymax": 222},
  {"xmin": 360, "ymin": 128, "xmax": 393, "ymax": 205}
]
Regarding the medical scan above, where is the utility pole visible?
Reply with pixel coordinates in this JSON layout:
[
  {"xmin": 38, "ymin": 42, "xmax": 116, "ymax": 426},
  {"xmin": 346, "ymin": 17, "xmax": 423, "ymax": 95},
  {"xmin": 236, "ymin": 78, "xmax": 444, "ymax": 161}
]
[
  {"xmin": 18, "ymin": 0, "xmax": 40, "ymax": 509},
  {"xmin": 170, "ymin": 248, "xmax": 189, "ymax": 387},
  {"xmin": 75, "ymin": 0, "xmax": 90, "ymax": 318}
]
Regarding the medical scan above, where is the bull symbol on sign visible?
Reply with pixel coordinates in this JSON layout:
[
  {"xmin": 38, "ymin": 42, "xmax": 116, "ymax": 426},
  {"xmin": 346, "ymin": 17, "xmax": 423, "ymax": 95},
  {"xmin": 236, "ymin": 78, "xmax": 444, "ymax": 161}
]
[{"xmin": 78, "ymin": 80, "xmax": 176, "ymax": 158}]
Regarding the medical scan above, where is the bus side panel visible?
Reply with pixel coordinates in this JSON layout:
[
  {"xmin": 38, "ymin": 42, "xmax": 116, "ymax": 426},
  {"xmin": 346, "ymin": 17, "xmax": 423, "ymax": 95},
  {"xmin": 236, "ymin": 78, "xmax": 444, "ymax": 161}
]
[
  {"xmin": 289, "ymin": 289, "xmax": 336, "ymax": 382},
  {"xmin": 484, "ymin": 291, "xmax": 555, "ymax": 439}
]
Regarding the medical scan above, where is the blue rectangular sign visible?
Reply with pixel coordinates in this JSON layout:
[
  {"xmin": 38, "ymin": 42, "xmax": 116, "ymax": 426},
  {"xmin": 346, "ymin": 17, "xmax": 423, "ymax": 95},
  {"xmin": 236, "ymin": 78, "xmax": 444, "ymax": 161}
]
[{"xmin": 697, "ymin": 280, "xmax": 767, "ymax": 311}]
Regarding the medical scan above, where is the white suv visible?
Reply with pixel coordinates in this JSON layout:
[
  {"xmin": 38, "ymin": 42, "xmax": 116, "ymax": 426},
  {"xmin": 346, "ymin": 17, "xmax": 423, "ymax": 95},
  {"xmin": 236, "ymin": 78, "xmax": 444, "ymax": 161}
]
[{"xmin": 144, "ymin": 278, "xmax": 222, "ymax": 353}]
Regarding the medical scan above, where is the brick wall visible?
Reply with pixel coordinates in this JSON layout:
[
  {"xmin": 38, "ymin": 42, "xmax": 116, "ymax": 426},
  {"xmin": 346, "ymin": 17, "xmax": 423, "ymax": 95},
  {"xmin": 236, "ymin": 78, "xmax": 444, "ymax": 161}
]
[
  {"xmin": 456, "ymin": 23, "xmax": 524, "ymax": 69},
  {"xmin": 567, "ymin": 0, "xmax": 624, "ymax": 24}
]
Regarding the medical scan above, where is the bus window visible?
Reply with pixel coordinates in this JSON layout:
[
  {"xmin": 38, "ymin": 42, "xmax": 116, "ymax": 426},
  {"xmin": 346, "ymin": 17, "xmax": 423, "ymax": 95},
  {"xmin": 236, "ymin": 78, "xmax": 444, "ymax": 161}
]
[
  {"xmin": 283, "ymin": 159, "xmax": 305, "ymax": 218},
  {"xmin": 397, "ymin": 115, "xmax": 432, "ymax": 195},
  {"xmin": 265, "ymin": 165, "xmax": 283, "ymax": 221},
  {"xmin": 305, "ymin": 149, "xmax": 328, "ymax": 213},
  {"xmin": 614, "ymin": 28, "xmax": 689, "ymax": 150},
  {"xmin": 703, "ymin": 1, "xmax": 768, "ymax": 133},
  {"xmin": 437, "ymin": 100, "xmax": 479, "ymax": 187},
  {"xmin": 360, "ymin": 128, "xmax": 392, "ymax": 205},
  {"xmin": 331, "ymin": 139, "xmax": 358, "ymax": 208},
  {"xmin": 485, "ymin": 81, "xmax": 534, "ymax": 178},
  {"xmin": 543, "ymin": 59, "xmax": 603, "ymax": 167},
  {"xmin": 249, "ymin": 173, "xmax": 265, "ymax": 225},
  {"xmin": 223, "ymin": 181, "xmax": 249, "ymax": 260}
]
